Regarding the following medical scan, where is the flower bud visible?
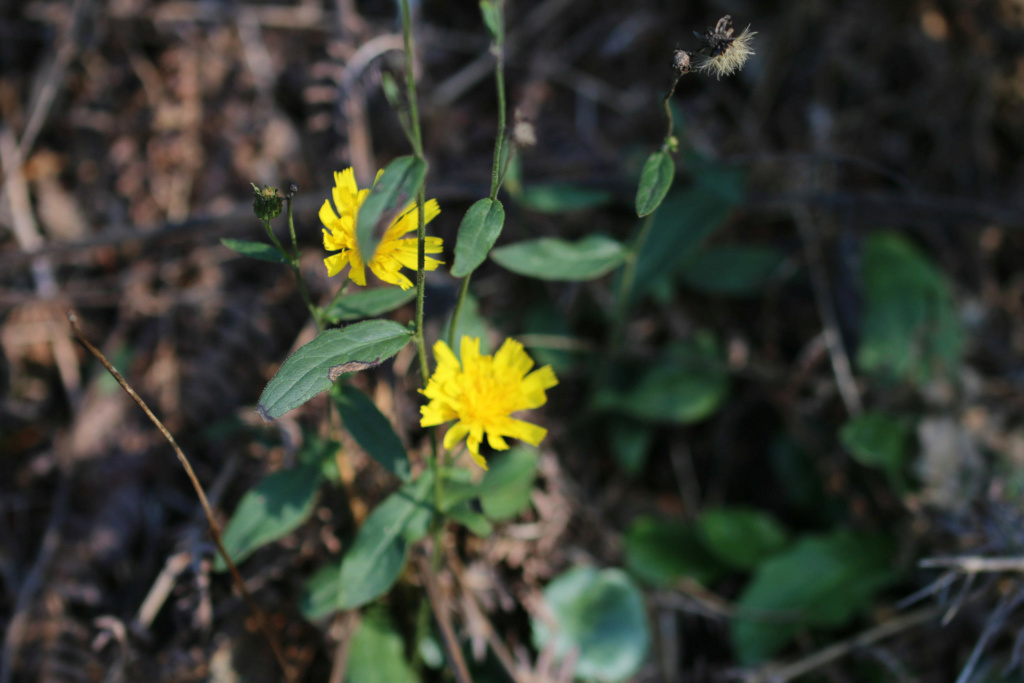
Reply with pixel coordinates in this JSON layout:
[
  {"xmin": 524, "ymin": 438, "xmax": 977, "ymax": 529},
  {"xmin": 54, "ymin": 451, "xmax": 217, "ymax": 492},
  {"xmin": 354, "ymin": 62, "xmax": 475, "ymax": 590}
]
[{"xmin": 251, "ymin": 183, "xmax": 283, "ymax": 221}]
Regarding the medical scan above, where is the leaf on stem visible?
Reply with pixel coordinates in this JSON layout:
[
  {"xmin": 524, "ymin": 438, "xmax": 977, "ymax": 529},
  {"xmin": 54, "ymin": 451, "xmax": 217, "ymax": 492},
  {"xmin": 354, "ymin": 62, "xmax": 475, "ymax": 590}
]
[
  {"xmin": 257, "ymin": 320, "xmax": 412, "ymax": 420},
  {"xmin": 451, "ymin": 198, "xmax": 505, "ymax": 278},
  {"xmin": 635, "ymin": 151, "xmax": 675, "ymax": 217},
  {"xmin": 220, "ymin": 238, "xmax": 287, "ymax": 264}
]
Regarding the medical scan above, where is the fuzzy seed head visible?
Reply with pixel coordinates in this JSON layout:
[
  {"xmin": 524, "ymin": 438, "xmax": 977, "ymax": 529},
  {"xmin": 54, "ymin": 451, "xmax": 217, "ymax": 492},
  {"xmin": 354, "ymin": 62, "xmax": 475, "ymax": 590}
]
[{"xmin": 694, "ymin": 16, "xmax": 756, "ymax": 80}]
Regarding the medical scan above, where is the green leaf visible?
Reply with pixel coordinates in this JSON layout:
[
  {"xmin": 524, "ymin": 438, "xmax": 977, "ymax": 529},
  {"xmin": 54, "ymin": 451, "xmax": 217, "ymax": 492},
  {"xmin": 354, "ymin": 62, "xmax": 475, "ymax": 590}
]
[
  {"xmin": 220, "ymin": 238, "xmax": 287, "ymax": 264},
  {"xmin": 625, "ymin": 516, "xmax": 728, "ymax": 586},
  {"xmin": 451, "ymin": 198, "xmax": 505, "ymax": 278},
  {"xmin": 840, "ymin": 412, "xmax": 910, "ymax": 492},
  {"xmin": 336, "ymin": 473, "xmax": 434, "ymax": 610},
  {"xmin": 635, "ymin": 151, "xmax": 675, "ymax": 217},
  {"xmin": 680, "ymin": 245, "xmax": 785, "ymax": 296},
  {"xmin": 346, "ymin": 610, "xmax": 420, "ymax": 683},
  {"xmin": 630, "ymin": 169, "xmax": 743, "ymax": 304},
  {"xmin": 446, "ymin": 502, "xmax": 494, "ymax": 536},
  {"xmin": 478, "ymin": 447, "xmax": 538, "ymax": 521},
  {"xmin": 532, "ymin": 567, "xmax": 650, "ymax": 682},
  {"xmin": 301, "ymin": 561, "xmax": 343, "ymax": 620},
  {"xmin": 324, "ymin": 288, "xmax": 416, "ymax": 324},
  {"xmin": 355, "ymin": 156, "xmax": 427, "ymax": 262},
  {"xmin": 857, "ymin": 232, "xmax": 963, "ymax": 384},
  {"xmin": 479, "ymin": 0, "xmax": 503, "ymax": 43},
  {"xmin": 491, "ymin": 235, "xmax": 627, "ymax": 281},
  {"xmin": 517, "ymin": 184, "xmax": 613, "ymax": 214},
  {"xmin": 443, "ymin": 293, "xmax": 492, "ymax": 359},
  {"xmin": 257, "ymin": 320, "xmax": 412, "ymax": 420},
  {"xmin": 332, "ymin": 386, "xmax": 411, "ymax": 483},
  {"xmin": 696, "ymin": 506, "xmax": 789, "ymax": 570},
  {"xmin": 732, "ymin": 530, "xmax": 898, "ymax": 664},
  {"xmin": 213, "ymin": 460, "xmax": 323, "ymax": 572},
  {"xmin": 607, "ymin": 418, "xmax": 655, "ymax": 475},
  {"xmin": 595, "ymin": 332, "xmax": 729, "ymax": 424}
]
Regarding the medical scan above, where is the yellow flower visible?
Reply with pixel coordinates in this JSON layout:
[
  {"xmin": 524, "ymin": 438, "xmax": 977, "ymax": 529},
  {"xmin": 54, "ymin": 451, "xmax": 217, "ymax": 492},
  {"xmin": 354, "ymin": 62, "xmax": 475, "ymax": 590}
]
[
  {"xmin": 320, "ymin": 168, "xmax": 443, "ymax": 290},
  {"xmin": 419, "ymin": 336, "xmax": 558, "ymax": 470}
]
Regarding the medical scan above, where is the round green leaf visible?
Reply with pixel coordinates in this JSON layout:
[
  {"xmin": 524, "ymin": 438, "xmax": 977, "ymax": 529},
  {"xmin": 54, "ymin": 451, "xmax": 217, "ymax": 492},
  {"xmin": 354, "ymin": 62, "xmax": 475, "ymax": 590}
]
[
  {"xmin": 324, "ymin": 288, "xmax": 415, "ymax": 323},
  {"xmin": 696, "ymin": 506, "xmax": 788, "ymax": 570},
  {"xmin": 451, "ymin": 198, "xmax": 505, "ymax": 278},
  {"xmin": 257, "ymin": 320, "xmax": 412, "ymax": 420},
  {"xmin": 532, "ymin": 567, "xmax": 650, "ymax": 682},
  {"xmin": 214, "ymin": 461, "xmax": 323, "ymax": 572},
  {"xmin": 635, "ymin": 151, "xmax": 675, "ymax": 217},
  {"xmin": 356, "ymin": 156, "xmax": 427, "ymax": 262},
  {"xmin": 491, "ymin": 235, "xmax": 626, "ymax": 281},
  {"xmin": 840, "ymin": 411, "xmax": 909, "ymax": 491},
  {"xmin": 220, "ymin": 238, "xmax": 287, "ymax": 264}
]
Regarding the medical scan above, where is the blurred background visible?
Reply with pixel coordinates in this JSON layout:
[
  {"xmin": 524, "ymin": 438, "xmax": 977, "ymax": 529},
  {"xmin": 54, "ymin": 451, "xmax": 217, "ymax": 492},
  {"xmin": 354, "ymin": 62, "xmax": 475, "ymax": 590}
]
[{"xmin": 3, "ymin": 0, "xmax": 1024, "ymax": 680}]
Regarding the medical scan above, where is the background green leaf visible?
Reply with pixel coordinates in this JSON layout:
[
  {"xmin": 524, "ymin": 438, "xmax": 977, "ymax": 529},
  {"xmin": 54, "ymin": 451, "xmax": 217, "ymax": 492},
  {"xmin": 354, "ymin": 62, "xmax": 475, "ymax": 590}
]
[
  {"xmin": 630, "ymin": 170, "xmax": 743, "ymax": 304},
  {"xmin": 336, "ymin": 473, "xmax": 434, "ymax": 610},
  {"xmin": 452, "ymin": 198, "xmax": 505, "ymax": 277},
  {"xmin": 532, "ymin": 567, "xmax": 650, "ymax": 682},
  {"xmin": 214, "ymin": 460, "xmax": 323, "ymax": 572},
  {"xmin": 635, "ymin": 150, "xmax": 675, "ymax": 217},
  {"xmin": 857, "ymin": 232, "xmax": 963, "ymax": 384},
  {"xmin": 332, "ymin": 386, "xmax": 411, "ymax": 483},
  {"xmin": 625, "ymin": 516, "xmax": 728, "ymax": 586},
  {"xmin": 220, "ymin": 238, "xmax": 287, "ymax": 264},
  {"xmin": 595, "ymin": 332, "xmax": 729, "ymax": 424},
  {"xmin": 478, "ymin": 447, "xmax": 538, "ymax": 521},
  {"xmin": 680, "ymin": 245, "xmax": 785, "ymax": 296},
  {"xmin": 491, "ymin": 234, "xmax": 627, "ymax": 281},
  {"xmin": 840, "ymin": 412, "xmax": 910, "ymax": 492},
  {"xmin": 257, "ymin": 320, "xmax": 412, "ymax": 420},
  {"xmin": 516, "ymin": 183, "xmax": 612, "ymax": 214},
  {"xmin": 732, "ymin": 530, "xmax": 897, "ymax": 664},
  {"xmin": 324, "ymin": 288, "xmax": 415, "ymax": 323},
  {"xmin": 346, "ymin": 610, "xmax": 420, "ymax": 683},
  {"xmin": 355, "ymin": 156, "xmax": 427, "ymax": 261},
  {"xmin": 696, "ymin": 506, "xmax": 789, "ymax": 570}
]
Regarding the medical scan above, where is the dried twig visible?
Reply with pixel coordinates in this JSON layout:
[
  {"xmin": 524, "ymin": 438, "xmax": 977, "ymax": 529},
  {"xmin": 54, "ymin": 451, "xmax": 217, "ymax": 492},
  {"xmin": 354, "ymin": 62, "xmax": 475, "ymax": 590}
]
[
  {"xmin": 414, "ymin": 551, "xmax": 474, "ymax": 683},
  {"xmin": 66, "ymin": 312, "xmax": 297, "ymax": 683}
]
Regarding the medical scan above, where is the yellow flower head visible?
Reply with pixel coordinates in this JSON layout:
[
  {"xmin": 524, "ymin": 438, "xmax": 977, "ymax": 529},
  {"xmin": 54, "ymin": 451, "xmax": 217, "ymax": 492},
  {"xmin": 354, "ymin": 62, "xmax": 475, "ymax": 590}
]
[
  {"xmin": 419, "ymin": 336, "xmax": 558, "ymax": 470},
  {"xmin": 320, "ymin": 168, "xmax": 443, "ymax": 290}
]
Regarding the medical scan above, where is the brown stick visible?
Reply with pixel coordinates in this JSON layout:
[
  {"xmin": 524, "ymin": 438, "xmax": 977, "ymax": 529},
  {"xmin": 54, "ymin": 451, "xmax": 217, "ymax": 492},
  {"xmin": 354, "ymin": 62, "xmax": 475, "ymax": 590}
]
[
  {"xmin": 66, "ymin": 312, "xmax": 296, "ymax": 683},
  {"xmin": 414, "ymin": 552, "xmax": 474, "ymax": 683}
]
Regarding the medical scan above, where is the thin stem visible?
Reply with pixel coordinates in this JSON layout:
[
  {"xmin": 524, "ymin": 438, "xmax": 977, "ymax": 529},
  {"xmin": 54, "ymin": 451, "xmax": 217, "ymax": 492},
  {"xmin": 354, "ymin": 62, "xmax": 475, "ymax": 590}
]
[
  {"xmin": 283, "ymin": 196, "xmax": 323, "ymax": 330},
  {"xmin": 611, "ymin": 212, "xmax": 656, "ymax": 349},
  {"xmin": 662, "ymin": 74, "xmax": 683, "ymax": 146},
  {"xmin": 67, "ymin": 313, "xmax": 297, "ymax": 683},
  {"xmin": 400, "ymin": 0, "xmax": 423, "ymax": 159},
  {"xmin": 450, "ymin": 12, "xmax": 509, "ymax": 348}
]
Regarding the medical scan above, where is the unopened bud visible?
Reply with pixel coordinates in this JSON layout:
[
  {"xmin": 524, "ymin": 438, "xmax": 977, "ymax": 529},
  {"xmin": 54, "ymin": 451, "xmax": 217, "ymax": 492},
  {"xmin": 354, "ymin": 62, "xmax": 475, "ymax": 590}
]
[{"xmin": 251, "ymin": 183, "xmax": 283, "ymax": 221}]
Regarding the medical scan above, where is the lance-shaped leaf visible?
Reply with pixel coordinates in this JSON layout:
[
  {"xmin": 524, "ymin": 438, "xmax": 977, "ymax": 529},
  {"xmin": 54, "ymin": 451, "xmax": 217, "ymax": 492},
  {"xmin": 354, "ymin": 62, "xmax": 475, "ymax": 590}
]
[
  {"xmin": 337, "ymin": 472, "xmax": 434, "ymax": 610},
  {"xmin": 451, "ymin": 198, "xmax": 505, "ymax": 278},
  {"xmin": 257, "ymin": 320, "xmax": 412, "ymax": 420},
  {"xmin": 221, "ymin": 238, "xmax": 287, "ymax": 264},
  {"xmin": 355, "ymin": 156, "xmax": 427, "ymax": 262},
  {"xmin": 332, "ymin": 386, "xmax": 411, "ymax": 483},
  {"xmin": 491, "ymin": 234, "xmax": 626, "ymax": 281},
  {"xmin": 324, "ymin": 288, "xmax": 416, "ymax": 324},
  {"xmin": 635, "ymin": 151, "xmax": 675, "ymax": 217}
]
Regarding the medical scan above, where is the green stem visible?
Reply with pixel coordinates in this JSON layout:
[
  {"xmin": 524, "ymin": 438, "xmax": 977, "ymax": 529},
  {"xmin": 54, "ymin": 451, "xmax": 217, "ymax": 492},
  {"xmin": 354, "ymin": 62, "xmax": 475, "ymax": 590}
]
[
  {"xmin": 662, "ymin": 74, "xmax": 682, "ymax": 146},
  {"xmin": 400, "ymin": 0, "xmax": 424, "ymax": 159},
  {"xmin": 264, "ymin": 213, "xmax": 322, "ymax": 331},
  {"xmin": 611, "ymin": 212, "xmax": 656, "ymax": 350},
  {"xmin": 449, "ymin": 16, "xmax": 509, "ymax": 349}
]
